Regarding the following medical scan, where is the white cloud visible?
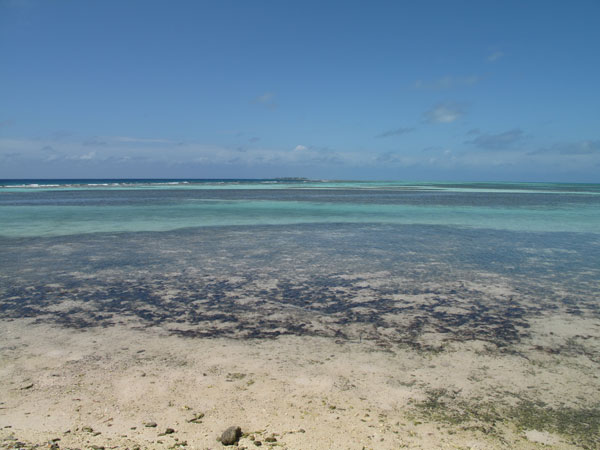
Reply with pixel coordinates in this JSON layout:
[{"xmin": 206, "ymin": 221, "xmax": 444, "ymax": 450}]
[
  {"xmin": 465, "ymin": 128, "xmax": 525, "ymax": 150},
  {"xmin": 488, "ymin": 51, "xmax": 504, "ymax": 62},
  {"xmin": 253, "ymin": 92, "xmax": 278, "ymax": 109},
  {"xmin": 2, "ymin": 133, "xmax": 599, "ymax": 180},
  {"xmin": 376, "ymin": 127, "xmax": 415, "ymax": 138},
  {"xmin": 256, "ymin": 92, "xmax": 274, "ymax": 103},
  {"xmin": 425, "ymin": 102, "xmax": 464, "ymax": 124},
  {"xmin": 528, "ymin": 139, "xmax": 600, "ymax": 155},
  {"xmin": 79, "ymin": 151, "xmax": 96, "ymax": 160},
  {"xmin": 113, "ymin": 136, "xmax": 175, "ymax": 144}
]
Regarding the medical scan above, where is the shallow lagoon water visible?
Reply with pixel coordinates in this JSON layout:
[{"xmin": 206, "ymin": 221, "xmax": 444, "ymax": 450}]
[{"xmin": 1, "ymin": 180, "xmax": 600, "ymax": 237}]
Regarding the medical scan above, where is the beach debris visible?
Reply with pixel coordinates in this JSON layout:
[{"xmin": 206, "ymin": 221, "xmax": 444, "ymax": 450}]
[
  {"xmin": 264, "ymin": 435, "xmax": 277, "ymax": 442},
  {"xmin": 144, "ymin": 421, "xmax": 158, "ymax": 428},
  {"xmin": 159, "ymin": 427, "xmax": 175, "ymax": 436},
  {"xmin": 218, "ymin": 426, "xmax": 242, "ymax": 445},
  {"xmin": 253, "ymin": 441, "xmax": 262, "ymax": 447},
  {"xmin": 20, "ymin": 383, "xmax": 34, "ymax": 390},
  {"xmin": 81, "ymin": 426, "xmax": 94, "ymax": 433},
  {"xmin": 226, "ymin": 372, "xmax": 246, "ymax": 382},
  {"xmin": 187, "ymin": 412, "xmax": 205, "ymax": 423}
]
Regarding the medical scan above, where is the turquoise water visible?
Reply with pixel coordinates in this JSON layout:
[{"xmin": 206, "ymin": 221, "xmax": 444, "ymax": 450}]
[{"xmin": 1, "ymin": 179, "xmax": 599, "ymax": 237}]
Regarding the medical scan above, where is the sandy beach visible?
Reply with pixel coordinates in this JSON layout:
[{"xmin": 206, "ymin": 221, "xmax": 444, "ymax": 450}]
[{"xmin": 2, "ymin": 279, "xmax": 598, "ymax": 449}]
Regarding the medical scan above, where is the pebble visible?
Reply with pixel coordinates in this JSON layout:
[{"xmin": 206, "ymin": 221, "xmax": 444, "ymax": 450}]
[
  {"xmin": 158, "ymin": 428, "xmax": 175, "ymax": 436},
  {"xmin": 144, "ymin": 422, "xmax": 158, "ymax": 428},
  {"xmin": 219, "ymin": 426, "xmax": 242, "ymax": 446}
]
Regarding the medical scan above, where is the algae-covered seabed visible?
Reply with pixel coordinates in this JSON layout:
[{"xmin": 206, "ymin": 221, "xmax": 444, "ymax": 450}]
[{"xmin": 1, "ymin": 223, "xmax": 599, "ymax": 449}]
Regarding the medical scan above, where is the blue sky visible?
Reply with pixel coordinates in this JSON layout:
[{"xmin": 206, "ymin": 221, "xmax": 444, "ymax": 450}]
[{"xmin": 1, "ymin": 0, "xmax": 599, "ymax": 181}]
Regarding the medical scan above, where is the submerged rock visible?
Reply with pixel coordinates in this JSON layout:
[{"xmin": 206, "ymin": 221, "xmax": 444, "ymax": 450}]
[{"xmin": 219, "ymin": 426, "xmax": 242, "ymax": 445}]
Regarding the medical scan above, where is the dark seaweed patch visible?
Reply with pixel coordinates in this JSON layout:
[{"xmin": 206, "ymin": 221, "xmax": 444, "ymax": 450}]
[
  {"xmin": 0, "ymin": 270, "xmax": 546, "ymax": 349},
  {"xmin": 0, "ymin": 224, "xmax": 598, "ymax": 350}
]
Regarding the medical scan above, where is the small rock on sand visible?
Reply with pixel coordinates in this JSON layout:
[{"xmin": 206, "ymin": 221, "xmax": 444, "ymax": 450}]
[
  {"xmin": 219, "ymin": 426, "xmax": 242, "ymax": 445},
  {"xmin": 158, "ymin": 428, "xmax": 175, "ymax": 436}
]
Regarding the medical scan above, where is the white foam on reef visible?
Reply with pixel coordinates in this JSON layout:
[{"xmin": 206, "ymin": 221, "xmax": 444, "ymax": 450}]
[
  {"xmin": 1, "ymin": 180, "xmax": 599, "ymax": 197},
  {"xmin": 4, "ymin": 184, "xmax": 61, "ymax": 188}
]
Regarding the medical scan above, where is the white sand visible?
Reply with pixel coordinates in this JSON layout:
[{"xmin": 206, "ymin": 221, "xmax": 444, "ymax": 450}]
[{"xmin": 2, "ymin": 314, "xmax": 597, "ymax": 449}]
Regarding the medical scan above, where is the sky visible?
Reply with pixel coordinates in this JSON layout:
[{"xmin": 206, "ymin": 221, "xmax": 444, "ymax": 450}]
[{"xmin": 1, "ymin": 0, "xmax": 599, "ymax": 181}]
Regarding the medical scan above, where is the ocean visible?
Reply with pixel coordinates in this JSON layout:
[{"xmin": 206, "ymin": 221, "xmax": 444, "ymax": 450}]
[
  {"xmin": 1, "ymin": 179, "xmax": 599, "ymax": 447},
  {"xmin": 1, "ymin": 179, "xmax": 599, "ymax": 237}
]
